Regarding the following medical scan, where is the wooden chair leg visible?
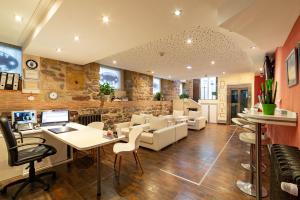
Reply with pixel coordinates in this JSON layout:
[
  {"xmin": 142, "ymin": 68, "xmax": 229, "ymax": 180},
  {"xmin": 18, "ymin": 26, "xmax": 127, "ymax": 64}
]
[
  {"xmin": 114, "ymin": 154, "xmax": 118, "ymax": 171},
  {"xmin": 134, "ymin": 151, "xmax": 144, "ymax": 175},
  {"xmin": 133, "ymin": 151, "xmax": 138, "ymax": 167},
  {"xmin": 118, "ymin": 155, "xmax": 122, "ymax": 183}
]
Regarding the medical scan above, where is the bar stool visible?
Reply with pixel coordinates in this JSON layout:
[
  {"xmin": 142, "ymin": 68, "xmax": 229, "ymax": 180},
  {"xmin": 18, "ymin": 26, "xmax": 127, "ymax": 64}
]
[{"xmin": 236, "ymin": 131, "xmax": 268, "ymax": 197}]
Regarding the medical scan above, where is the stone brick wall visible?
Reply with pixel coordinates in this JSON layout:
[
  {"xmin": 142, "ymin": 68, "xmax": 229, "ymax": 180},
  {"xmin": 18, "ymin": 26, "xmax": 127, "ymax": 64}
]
[
  {"xmin": 124, "ymin": 70, "xmax": 153, "ymax": 101},
  {"xmin": 0, "ymin": 55, "xmax": 175, "ymax": 128},
  {"xmin": 161, "ymin": 79, "xmax": 181, "ymax": 100},
  {"xmin": 183, "ymin": 80, "xmax": 193, "ymax": 98}
]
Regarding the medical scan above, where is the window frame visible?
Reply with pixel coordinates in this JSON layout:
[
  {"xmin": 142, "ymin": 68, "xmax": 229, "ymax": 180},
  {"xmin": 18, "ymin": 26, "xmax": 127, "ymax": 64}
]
[
  {"xmin": 99, "ymin": 65, "xmax": 122, "ymax": 90},
  {"xmin": 200, "ymin": 77, "xmax": 218, "ymax": 100},
  {"xmin": 153, "ymin": 77, "xmax": 161, "ymax": 94}
]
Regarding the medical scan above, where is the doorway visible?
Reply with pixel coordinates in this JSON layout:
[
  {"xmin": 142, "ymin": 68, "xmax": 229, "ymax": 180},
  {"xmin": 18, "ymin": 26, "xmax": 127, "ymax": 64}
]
[{"xmin": 227, "ymin": 84, "xmax": 251, "ymax": 124}]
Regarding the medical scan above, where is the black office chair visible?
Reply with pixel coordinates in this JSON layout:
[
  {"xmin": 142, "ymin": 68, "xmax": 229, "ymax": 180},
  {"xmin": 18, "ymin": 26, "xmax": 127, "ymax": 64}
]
[{"xmin": 0, "ymin": 117, "xmax": 57, "ymax": 200}]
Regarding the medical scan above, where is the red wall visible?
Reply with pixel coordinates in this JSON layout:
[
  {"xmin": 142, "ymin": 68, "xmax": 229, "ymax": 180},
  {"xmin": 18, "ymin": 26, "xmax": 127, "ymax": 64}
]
[
  {"xmin": 268, "ymin": 16, "xmax": 300, "ymax": 148},
  {"xmin": 254, "ymin": 74, "xmax": 265, "ymax": 104}
]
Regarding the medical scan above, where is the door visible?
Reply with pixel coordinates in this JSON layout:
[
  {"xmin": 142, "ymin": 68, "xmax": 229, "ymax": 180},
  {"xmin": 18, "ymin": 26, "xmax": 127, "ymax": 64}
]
[{"xmin": 227, "ymin": 85, "xmax": 251, "ymax": 124}]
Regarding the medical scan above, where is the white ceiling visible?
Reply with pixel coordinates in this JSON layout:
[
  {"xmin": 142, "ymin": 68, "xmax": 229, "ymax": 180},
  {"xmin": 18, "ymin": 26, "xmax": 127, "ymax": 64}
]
[
  {"xmin": 24, "ymin": 0, "xmax": 219, "ymax": 65},
  {"xmin": 0, "ymin": 0, "xmax": 41, "ymax": 46},
  {"xmin": 100, "ymin": 25, "xmax": 259, "ymax": 80},
  {"xmin": 1, "ymin": 0, "xmax": 299, "ymax": 79}
]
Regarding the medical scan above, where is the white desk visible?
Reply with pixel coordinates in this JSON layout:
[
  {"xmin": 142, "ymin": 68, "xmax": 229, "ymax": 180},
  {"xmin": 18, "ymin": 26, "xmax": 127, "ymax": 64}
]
[
  {"xmin": 41, "ymin": 122, "xmax": 124, "ymax": 196},
  {"xmin": 238, "ymin": 111, "xmax": 297, "ymax": 200}
]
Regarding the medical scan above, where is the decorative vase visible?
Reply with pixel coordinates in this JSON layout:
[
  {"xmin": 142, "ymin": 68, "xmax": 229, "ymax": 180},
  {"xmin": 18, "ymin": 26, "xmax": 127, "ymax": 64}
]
[
  {"xmin": 262, "ymin": 104, "xmax": 276, "ymax": 115},
  {"xmin": 104, "ymin": 95, "xmax": 111, "ymax": 102}
]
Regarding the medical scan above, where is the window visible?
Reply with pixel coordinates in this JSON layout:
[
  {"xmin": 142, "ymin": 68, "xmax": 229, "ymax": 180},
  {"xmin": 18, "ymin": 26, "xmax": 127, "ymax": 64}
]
[
  {"xmin": 153, "ymin": 77, "xmax": 161, "ymax": 94},
  {"xmin": 99, "ymin": 65, "xmax": 121, "ymax": 89},
  {"xmin": 179, "ymin": 83, "xmax": 183, "ymax": 95},
  {"xmin": 200, "ymin": 77, "xmax": 217, "ymax": 100}
]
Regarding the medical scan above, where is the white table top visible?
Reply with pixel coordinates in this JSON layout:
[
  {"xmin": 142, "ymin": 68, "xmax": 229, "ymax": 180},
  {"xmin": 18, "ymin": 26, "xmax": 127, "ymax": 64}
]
[
  {"xmin": 238, "ymin": 111, "xmax": 297, "ymax": 126},
  {"xmin": 41, "ymin": 122, "xmax": 124, "ymax": 151}
]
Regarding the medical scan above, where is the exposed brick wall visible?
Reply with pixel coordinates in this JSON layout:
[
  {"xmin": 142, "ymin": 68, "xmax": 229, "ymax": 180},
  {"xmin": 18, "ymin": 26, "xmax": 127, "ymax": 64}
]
[
  {"xmin": 0, "ymin": 55, "xmax": 175, "ymax": 128},
  {"xmin": 124, "ymin": 70, "xmax": 153, "ymax": 101},
  {"xmin": 183, "ymin": 80, "xmax": 193, "ymax": 98},
  {"xmin": 161, "ymin": 79, "xmax": 181, "ymax": 100}
]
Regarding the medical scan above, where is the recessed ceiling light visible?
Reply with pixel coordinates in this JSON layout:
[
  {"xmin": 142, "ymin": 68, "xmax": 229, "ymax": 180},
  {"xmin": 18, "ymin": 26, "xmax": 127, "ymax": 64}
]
[
  {"xmin": 174, "ymin": 9, "xmax": 182, "ymax": 16},
  {"xmin": 102, "ymin": 16, "xmax": 110, "ymax": 24},
  {"xmin": 112, "ymin": 60, "xmax": 117, "ymax": 64},
  {"xmin": 15, "ymin": 15, "xmax": 22, "ymax": 22},
  {"xmin": 222, "ymin": 72, "xmax": 226, "ymax": 75},
  {"xmin": 250, "ymin": 46, "xmax": 256, "ymax": 49},
  {"xmin": 211, "ymin": 60, "xmax": 215, "ymax": 65},
  {"xmin": 259, "ymin": 67, "xmax": 263, "ymax": 72},
  {"xmin": 56, "ymin": 48, "xmax": 62, "ymax": 53},
  {"xmin": 186, "ymin": 65, "xmax": 192, "ymax": 69},
  {"xmin": 150, "ymin": 71, "xmax": 154, "ymax": 74},
  {"xmin": 74, "ymin": 35, "xmax": 80, "ymax": 41},
  {"xmin": 168, "ymin": 75, "xmax": 172, "ymax": 79},
  {"xmin": 186, "ymin": 38, "xmax": 192, "ymax": 44}
]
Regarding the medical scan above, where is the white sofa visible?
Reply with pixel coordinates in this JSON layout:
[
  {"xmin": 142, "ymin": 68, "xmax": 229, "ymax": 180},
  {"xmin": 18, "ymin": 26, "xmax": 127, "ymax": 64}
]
[
  {"xmin": 141, "ymin": 117, "xmax": 188, "ymax": 151},
  {"xmin": 114, "ymin": 114, "xmax": 150, "ymax": 137},
  {"xmin": 187, "ymin": 111, "xmax": 206, "ymax": 130},
  {"xmin": 115, "ymin": 116, "xmax": 188, "ymax": 151}
]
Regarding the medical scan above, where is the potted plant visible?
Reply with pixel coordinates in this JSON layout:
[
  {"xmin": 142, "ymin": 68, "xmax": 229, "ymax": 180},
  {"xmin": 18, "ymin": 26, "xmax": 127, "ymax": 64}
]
[
  {"xmin": 259, "ymin": 79, "xmax": 277, "ymax": 115},
  {"xmin": 154, "ymin": 92, "xmax": 162, "ymax": 101},
  {"xmin": 179, "ymin": 93, "xmax": 189, "ymax": 99},
  {"xmin": 99, "ymin": 83, "xmax": 114, "ymax": 102}
]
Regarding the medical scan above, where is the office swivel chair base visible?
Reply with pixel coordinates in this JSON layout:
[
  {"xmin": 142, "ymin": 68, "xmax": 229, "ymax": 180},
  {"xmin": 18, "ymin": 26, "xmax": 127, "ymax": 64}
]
[{"xmin": 1, "ymin": 162, "xmax": 56, "ymax": 200}]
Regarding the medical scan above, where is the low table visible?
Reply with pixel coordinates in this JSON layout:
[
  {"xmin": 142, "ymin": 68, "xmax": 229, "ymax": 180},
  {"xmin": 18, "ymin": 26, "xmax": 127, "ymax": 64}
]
[{"xmin": 238, "ymin": 111, "xmax": 297, "ymax": 200}]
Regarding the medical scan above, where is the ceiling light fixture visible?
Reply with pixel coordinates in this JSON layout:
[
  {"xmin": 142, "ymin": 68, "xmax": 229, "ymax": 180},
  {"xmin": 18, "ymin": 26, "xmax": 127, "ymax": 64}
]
[
  {"xmin": 186, "ymin": 65, "xmax": 192, "ymax": 69},
  {"xmin": 250, "ymin": 46, "xmax": 256, "ymax": 50},
  {"xmin": 222, "ymin": 72, "xmax": 226, "ymax": 75},
  {"xmin": 56, "ymin": 48, "xmax": 62, "ymax": 53},
  {"xmin": 259, "ymin": 67, "xmax": 263, "ymax": 72},
  {"xmin": 113, "ymin": 60, "xmax": 117, "ymax": 64},
  {"xmin": 74, "ymin": 35, "xmax": 80, "ymax": 41},
  {"xmin": 174, "ymin": 9, "xmax": 182, "ymax": 16},
  {"xmin": 102, "ymin": 16, "xmax": 110, "ymax": 24},
  {"xmin": 186, "ymin": 38, "xmax": 192, "ymax": 44},
  {"xmin": 15, "ymin": 15, "xmax": 23, "ymax": 22},
  {"xmin": 211, "ymin": 61, "xmax": 215, "ymax": 65},
  {"xmin": 168, "ymin": 75, "xmax": 172, "ymax": 79}
]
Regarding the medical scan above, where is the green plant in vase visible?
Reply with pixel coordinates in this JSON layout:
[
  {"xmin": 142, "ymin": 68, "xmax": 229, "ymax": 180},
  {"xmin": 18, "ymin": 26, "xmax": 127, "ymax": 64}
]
[
  {"xmin": 99, "ymin": 83, "xmax": 114, "ymax": 101},
  {"xmin": 154, "ymin": 92, "xmax": 162, "ymax": 101},
  {"xmin": 259, "ymin": 79, "xmax": 277, "ymax": 115},
  {"xmin": 179, "ymin": 93, "xmax": 189, "ymax": 99}
]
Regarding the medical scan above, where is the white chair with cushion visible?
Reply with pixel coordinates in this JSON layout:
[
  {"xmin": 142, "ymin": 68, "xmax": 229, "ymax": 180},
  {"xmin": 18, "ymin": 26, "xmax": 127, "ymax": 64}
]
[
  {"xmin": 187, "ymin": 111, "xmax": 206, "ymax": 130},
  {"xmin": 114, "ymin": 114, "xmax": 146, "ymax": 137},
  {"xmin": 113, "ymin": 127, "xmax": 144, "ymax": 182}
]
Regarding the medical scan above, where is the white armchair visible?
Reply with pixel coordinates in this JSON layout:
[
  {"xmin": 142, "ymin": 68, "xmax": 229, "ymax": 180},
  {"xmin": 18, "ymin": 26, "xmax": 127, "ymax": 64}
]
[
  {"xmin": 114, "ymin": 114, "xmax": 147, "ymax": 137},
  {"xmin": 187, "ymin": 111, "xmax": 206, "ymax": 130}
]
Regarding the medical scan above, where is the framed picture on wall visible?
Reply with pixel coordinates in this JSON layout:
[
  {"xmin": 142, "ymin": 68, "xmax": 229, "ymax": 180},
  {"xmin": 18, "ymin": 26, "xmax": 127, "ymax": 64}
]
[{"xmin": 286, "ymin": 48, "xmax": 298, "ymax": 87}]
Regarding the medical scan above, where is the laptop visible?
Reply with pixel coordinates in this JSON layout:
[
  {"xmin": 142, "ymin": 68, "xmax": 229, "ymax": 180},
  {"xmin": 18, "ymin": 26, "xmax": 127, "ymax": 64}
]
[{"xmin": 41, "ymin": 110, "xmax": 78, "ymax": 134}]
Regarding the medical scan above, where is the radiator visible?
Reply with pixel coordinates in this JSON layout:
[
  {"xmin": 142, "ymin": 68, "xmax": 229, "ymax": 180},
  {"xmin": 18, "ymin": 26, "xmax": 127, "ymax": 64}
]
[
  {"xmin": 270, "ymin": 144, "xmax": 300, "ymax": 200},
  {"xmin": 78, "ymin": 114, "xmax": 101, "ymax": 126}
]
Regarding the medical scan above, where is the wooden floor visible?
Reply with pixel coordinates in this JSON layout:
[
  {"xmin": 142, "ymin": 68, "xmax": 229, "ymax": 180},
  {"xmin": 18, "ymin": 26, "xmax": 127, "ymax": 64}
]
[{"xmin": 0, "ymin": 124, "xmax": 270, "ymax": 200}]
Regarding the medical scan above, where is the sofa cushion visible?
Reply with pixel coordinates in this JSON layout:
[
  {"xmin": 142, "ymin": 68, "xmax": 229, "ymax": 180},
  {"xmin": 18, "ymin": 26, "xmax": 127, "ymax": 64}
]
[
  {"xmin": 121, "ymin": 127, "xmax": 130, "ymax": 137},
  {"xmin": 130, "ymin": 114, "xmax": 146, "ymax": 126},
  {"xmin": 173, "ymin": 110, "xmax": 184, "ymax": 117},
  {"xmin": 140, "ymin": 113, "xmax": 153, "ymax": 123},
  {"xmin": 141, "ymin": 132, "xmax": 153, "ymax": 144},
  {"xmin": 188, "ymin": 120, "xmax": 196, "ymax": 126},
  {"xmin": 188, "ymin": 111, "xmax": 202, "ymax": 119},
  {"xmin": 149, "ymin": 117, "xmax": 168, "ymax": 130}
]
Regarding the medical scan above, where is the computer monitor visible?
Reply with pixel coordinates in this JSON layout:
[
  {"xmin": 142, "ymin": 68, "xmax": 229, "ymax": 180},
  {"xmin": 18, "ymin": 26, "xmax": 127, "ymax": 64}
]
[
  {"xmin": 41, "ymin": 110, "xmax": 69, "ymax": 125},
  {"xmin": 11, "ymin": 110, "xmax": 37, "ymax": 124}
]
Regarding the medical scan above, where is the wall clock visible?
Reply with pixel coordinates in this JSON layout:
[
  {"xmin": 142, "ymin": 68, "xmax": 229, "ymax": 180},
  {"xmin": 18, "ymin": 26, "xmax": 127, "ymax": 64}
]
[
  {"xmin": 49, "ymin": 92, "xmax": 58, "ymax": 100},
  {"xmin": 25, "ymin": 59, "xmax": 38, "ymax": 70}
]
